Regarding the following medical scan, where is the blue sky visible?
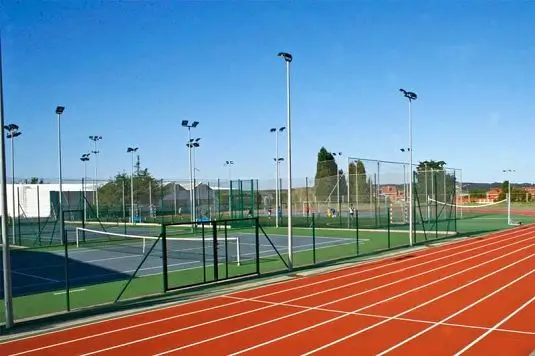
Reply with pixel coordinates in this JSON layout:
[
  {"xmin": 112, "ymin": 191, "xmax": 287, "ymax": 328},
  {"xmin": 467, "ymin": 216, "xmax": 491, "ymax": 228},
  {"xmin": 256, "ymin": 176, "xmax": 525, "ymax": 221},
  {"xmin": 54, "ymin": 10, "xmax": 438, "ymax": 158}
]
[{"xmin": 1, "ymin": 0, "xmax": 534, "ymax": 185}]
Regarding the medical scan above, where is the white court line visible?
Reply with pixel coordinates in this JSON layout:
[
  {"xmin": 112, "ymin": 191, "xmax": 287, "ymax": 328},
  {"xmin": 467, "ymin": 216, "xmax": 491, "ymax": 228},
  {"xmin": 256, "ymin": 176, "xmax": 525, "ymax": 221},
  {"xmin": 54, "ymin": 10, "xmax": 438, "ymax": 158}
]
[
  {"xmin": 11, "ymin": 270, "xmax": 60, "ymax": 283},
  {"xmin": 305, "ymin": 254, "xmax": 535, "ymax": 355},
  {"xmin": 453, "ymin": 294, "xmax": 535, "ymax": 355},
  {"xmin": 5, "ymin": 225, "xmax": 530, "ymax": 353},
  {"xmin": 53, "ymin": 288, "xmax": 86, "ymax": 296},
  {"xmin": 224, "ymin": 295, "xmax": 535, "ymax": 336},
  {"xmin": 85, "ymin": 236, "xmax": 535, "ymax": 355},
  {"xmin": 376, "ymin": 269, "xmax": 535, "ymax": 355}
]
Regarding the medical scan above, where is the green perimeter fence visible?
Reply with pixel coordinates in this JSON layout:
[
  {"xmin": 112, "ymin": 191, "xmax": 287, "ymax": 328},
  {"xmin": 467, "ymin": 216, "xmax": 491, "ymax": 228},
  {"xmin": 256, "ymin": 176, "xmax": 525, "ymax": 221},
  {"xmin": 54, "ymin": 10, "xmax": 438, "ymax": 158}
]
[{"xmin": 4, "ymin": 161, "xmax": 529, "ymax": 330}]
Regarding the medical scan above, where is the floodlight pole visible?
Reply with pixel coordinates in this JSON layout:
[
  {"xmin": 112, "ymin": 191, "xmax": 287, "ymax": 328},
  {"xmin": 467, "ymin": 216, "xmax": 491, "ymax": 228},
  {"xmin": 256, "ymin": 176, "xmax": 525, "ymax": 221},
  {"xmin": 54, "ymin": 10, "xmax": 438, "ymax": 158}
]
[
  {"xmin": 225, "ymin": 160, "xmax": 234, "ymax": 217},
  {"xmin": 182, "ymin": 121, "xmax": 199, "ymax": 222},
  {"xmin": 333, "ymin": 152, "xmax": 342, "ymax": 217},
  {"xmin": 400, "ymin": 89, "xmax": 417, "ymax": 246},
  {"xmin": 127, "ymin": 147, "xmax": 138, "ymax": 224},
  {"xmin": 279, "ymin": 51, "xmax": 293, "ymax": 270},
  {"xmin": 5, "ymin": 124, "xmax": 21, "ymax": 245},
  {"xmin": 80, "ymin": 154, "xmax": 90, "ymax": 221},
  {"xmin": 270, "ymin": 127, "xmax": 285, "ymax": 228},
  {"xmin": 56, "ymin": 107, "xmax": 65, "ymax": 245},
  {"xmin": 89, "ymin": 136, "xmax": 102, "ymax": 218},
  {"xmin": 0, "ymin": 33, "xmax": 14, "ymax": 329}
]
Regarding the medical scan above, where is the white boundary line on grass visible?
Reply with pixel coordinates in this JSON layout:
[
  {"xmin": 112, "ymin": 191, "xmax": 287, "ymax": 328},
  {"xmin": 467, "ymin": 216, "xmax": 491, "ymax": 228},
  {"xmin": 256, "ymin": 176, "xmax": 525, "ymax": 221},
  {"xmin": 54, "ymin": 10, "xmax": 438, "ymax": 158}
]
[
  {"xmin": 3, "ymin": 224, "xmax": 530, "ymax": 349},
  {"xmin": 77, "ymin": 236, "xmax": 535, "ymax": 355}
]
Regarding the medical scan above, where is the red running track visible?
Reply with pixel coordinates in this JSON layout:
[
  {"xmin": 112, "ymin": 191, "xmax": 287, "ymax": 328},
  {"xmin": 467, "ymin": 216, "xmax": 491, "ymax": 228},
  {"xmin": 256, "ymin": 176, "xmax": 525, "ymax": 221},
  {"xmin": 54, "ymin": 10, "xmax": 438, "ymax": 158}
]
[{"xmin": 1, "ymin": 225, "xmax": 534, "ymax": 355}]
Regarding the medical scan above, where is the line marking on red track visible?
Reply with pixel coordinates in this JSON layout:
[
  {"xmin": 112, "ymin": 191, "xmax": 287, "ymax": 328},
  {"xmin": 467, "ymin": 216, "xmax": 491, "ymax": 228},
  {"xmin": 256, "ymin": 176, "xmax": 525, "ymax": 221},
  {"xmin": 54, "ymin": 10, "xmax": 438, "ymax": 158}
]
[
  {"xmin": 5, "ymin": 225, "xmax": 529, "ymax": 348},
  {"xmin": 231, "ymin": 250, "xmax": 535, "ymax": 356},
  {"xmin": 4, "ymin": 226, "xmax": 533, "ymax": 355},
  {"xmin": 222, "ymin": 296, "xmax": 535, "ymax": 336},
  {"xmin": 453, "ymin": 295, "xmax": 535, "ymax": 355},
  {"xmin": 141, "ymin": 243, "xmax": 535, "ymax": 355},
  {"xmin": 307, "ymin": 256, "xmax": 535, "ymax": 355}
]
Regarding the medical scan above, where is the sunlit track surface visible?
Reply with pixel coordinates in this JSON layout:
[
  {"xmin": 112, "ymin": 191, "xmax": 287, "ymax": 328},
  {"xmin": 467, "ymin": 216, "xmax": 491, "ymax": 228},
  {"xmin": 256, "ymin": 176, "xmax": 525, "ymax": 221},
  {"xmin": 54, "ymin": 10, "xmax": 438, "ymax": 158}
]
[{"xmin": 1, "ymin": 224, "xmax": 534, "ymax": 355}]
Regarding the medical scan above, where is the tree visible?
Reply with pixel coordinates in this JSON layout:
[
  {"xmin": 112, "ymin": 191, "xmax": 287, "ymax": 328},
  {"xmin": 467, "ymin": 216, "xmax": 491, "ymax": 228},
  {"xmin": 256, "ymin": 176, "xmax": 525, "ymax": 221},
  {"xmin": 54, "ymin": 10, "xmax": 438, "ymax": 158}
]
[
  {"xmin": 497, "ymin": 181, "xmax": 530, "ymax": 202},
  {"xmin": 414, "ymin": 159, "xmax": 456, "ymax": 204},
  {"xmin": 313, "ymin": 147, "xmax": 347, "ymax": 204},
  {"xmin": 348, "ymin": 160, "xmax": 370, "ymax": 204},
  {"xmin": 97, "ymin": 168, "xmax": 162, "ymax": 217}
]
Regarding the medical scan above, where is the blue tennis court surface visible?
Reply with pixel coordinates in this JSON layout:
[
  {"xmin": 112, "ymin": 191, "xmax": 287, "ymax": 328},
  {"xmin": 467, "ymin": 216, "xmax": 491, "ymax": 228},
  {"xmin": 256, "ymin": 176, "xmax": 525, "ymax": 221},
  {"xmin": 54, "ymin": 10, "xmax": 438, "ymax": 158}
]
[{"xmin": 2, "ymin": 231, "xmax": 367, "ymax": 297}]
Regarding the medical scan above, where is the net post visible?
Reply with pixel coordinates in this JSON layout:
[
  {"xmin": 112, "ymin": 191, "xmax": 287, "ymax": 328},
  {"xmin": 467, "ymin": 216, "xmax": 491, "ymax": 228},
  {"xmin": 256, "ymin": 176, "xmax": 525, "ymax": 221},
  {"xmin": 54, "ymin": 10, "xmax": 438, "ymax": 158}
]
[
  {"xmin": 75, "ymin": 227, "xmax": 79, "ymax": 248},
  {"xmin": 161, "ymin": 224, "xmax": 168, "ymax": 292},
  {"xmin": 255, "ymin": 217, "xmax": 259, "ymax": 274},
  {"xmin": 312, "ymin": 212, "xmax": 316, "ymax": 264},
  {"xmin": 236, "ymin": 235, "xmax": 241, "ymax": 266}
]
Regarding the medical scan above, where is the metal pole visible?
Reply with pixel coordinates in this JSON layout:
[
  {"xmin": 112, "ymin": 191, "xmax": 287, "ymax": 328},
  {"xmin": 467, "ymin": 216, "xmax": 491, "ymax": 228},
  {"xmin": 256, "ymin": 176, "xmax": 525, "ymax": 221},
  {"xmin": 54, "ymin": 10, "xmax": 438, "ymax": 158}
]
[
  {"xmin": 192, "ymin": 146, "xmax": 197, "ymax": 221},
  {"xmin": 10, "ymin": 135, "xmax": 15, "ymax": 244},
  {"xmin": 130, "ymin": 151, "xmax": 134, "ymax": 224},
  {"xmin": 285, "ymin": 59, "xmax": 293, "ymax": 270},
  {"xmin": 508, "ymin": 171, "xmax": 512, "ymax": 225},
  {"xmin": 275, "ymin": 132, "xmax": 279, "ymax": 228},
  {"xmin": 94, "ymin": 141, "xmax": 99, "ymax": 218},
  {"xmin": 459, "ymin": 169, "xmax": 463, "ymax": 219},
  {"xmin": 83, "ymin": 160, "xmax": 87, "ymax": 221},
  {"xmin": 0, "ymin": 33, "xmax": 14, "ymax": 328},
  {"xmin": 187, "ymin": 129, "xmax": 194, "ymax": 222},
  {"xmin": 408, "ymin": 99, "xmax": 414, "ymax": 246},
  {"xmin": 228, "ymin": 164, "xmax": 232, "ymax": 217}
]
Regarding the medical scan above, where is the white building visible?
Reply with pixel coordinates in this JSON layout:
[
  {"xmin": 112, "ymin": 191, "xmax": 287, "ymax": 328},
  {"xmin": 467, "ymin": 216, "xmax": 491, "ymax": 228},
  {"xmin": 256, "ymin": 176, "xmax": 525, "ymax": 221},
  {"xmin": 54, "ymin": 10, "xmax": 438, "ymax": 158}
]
[{"xmin": 4, "ymin": 183, "xmax": 94, "ymax": 218}]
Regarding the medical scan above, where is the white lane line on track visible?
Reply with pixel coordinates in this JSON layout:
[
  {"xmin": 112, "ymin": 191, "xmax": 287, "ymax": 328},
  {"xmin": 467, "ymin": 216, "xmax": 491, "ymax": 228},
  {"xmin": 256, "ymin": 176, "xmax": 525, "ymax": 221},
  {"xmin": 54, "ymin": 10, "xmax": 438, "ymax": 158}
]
[
  {"xmin": 376, "ymin": 269, "xmax": 535, "ymax": 355},
  {"xmin": 453, "ymin": 295, "xmax": 535, "ymax": 355},
  {"xmin": 83, "ymin": 238, "xmax": 535, "ymax": 355},
  {"xmin": 5, "ymin": 225, "xmax": 532, "ymax": 353},
  {"xmin": 221, "ymin": 295, "xmax": 535, "ymax": 336}
]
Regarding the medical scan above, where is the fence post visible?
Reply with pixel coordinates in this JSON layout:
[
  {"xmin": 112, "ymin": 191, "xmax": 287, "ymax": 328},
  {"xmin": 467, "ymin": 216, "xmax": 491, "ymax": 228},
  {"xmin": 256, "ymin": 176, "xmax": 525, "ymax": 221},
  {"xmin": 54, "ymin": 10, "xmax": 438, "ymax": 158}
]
[
  {"xmin": 61, "ymin": 211, "xmax": 71, "ymax": 311},
  {"xmin": 255, "ymin": 217, "xmax": 260, "ymax": 275},
  {"xmin": 212, "ymin": 220, "xmax": 219, "ymax": 281},
  {"xmin": 161, "ymin": 223, "xmax": 168, "ymax": 292},
  {"xmin": 312, "ymin": 213, "xmax": 316, "ymax": 264}
]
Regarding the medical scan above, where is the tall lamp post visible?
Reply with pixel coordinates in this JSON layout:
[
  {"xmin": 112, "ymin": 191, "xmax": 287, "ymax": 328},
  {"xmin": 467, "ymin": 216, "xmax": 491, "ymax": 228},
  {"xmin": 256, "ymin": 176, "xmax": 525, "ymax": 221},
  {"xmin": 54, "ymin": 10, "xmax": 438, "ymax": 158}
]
[
  {"xmin": 503, "ymin": 169, "xmax": 516, "ymax": 225},
  {"xmin": 80, "ymin": 153, "xmax": 90, "ymax": 220},
  {"xmin": 181, "ymin": 120, "xmax": 199, "ymax": 222},
  {"xmin": 278, "ymin": 51, "xmax": 293, "ymax": 270},
  {"xmin": 56, "ymin": 106, "xmax": 65, "ymax": 243},
  {"xmin": 270, "ymin": 126, "xmax": 286, "ymax": 227},
  {"xmin": 399, "ymin": 89, "xmax": 417, "ymax": 246},
  {"xmin": 225, "ymin": 160, "xmax": 234, "ymax": 218},
  {"xmin": 127, "ymin": 147, "xmax": 138, "ymax": 223},
  {"xmin": 89, "ymin": 135, "xmax": 102, "ymax": 218},
  {"xmin": 0, "ymin": 35, "xmax": 14, "ymax": 327},
  {"xmin": 332, "ymin": 152, "xmax": 343, "ymax": 218},
  {"xmin": 187, "ymin": 138, "xmax": 200, "ymax": 220},
  {"xmin": 4, "ymin": 124, "xmax": 21, "ymax": 244}
]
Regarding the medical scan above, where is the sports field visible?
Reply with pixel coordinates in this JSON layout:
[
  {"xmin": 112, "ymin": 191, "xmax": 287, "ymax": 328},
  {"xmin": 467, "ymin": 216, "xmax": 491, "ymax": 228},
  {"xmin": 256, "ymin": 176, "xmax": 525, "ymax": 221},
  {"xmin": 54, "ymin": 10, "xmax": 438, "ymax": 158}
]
[{"xmin": 1, "ymin": 223, "xmax": 534, "ymax": 354}]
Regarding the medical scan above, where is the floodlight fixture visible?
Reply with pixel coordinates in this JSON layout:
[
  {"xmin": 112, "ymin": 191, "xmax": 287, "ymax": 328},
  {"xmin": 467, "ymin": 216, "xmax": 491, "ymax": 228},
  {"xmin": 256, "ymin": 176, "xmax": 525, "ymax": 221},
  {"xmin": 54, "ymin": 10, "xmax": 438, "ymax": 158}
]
[
  {"xmin": 399, "ymin": 89, "xmax": 417, "ymax": 101},
  {"xmin": 127, "ymin": 147, "xmax": 138, "ymax": 153},
  {"xmin": 56, "ymin": 106, "xmax": 65, "ymax": 115},
  {"xmin": 278, "ymin": 52, "xmax": 293, "ymax": 63}
]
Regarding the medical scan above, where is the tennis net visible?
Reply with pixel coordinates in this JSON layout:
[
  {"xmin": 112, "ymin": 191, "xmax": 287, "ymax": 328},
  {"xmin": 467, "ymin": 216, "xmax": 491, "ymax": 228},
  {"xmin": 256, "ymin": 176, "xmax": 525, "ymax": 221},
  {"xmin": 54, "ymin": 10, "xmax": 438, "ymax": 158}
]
[{"xmin": 75, "ymin": 227, "xmax": 241, "ymax": 265}]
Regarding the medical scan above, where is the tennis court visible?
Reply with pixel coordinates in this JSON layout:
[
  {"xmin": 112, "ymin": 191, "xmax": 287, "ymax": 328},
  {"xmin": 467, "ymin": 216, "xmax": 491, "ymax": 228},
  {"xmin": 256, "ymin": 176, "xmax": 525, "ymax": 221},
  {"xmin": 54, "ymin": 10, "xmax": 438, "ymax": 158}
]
[{"xmin": 1, "ymin": 223, "xmax": 533, "ymax": 354}]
